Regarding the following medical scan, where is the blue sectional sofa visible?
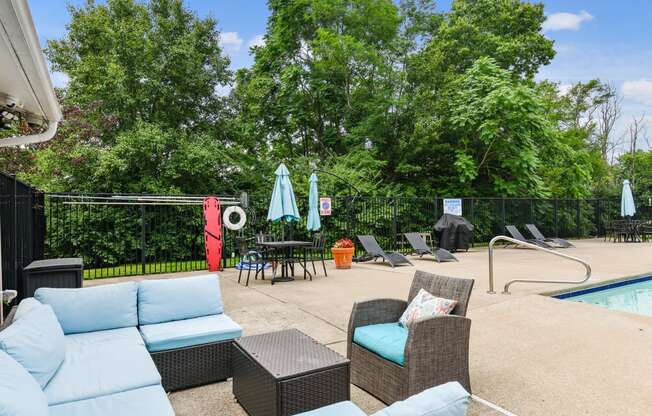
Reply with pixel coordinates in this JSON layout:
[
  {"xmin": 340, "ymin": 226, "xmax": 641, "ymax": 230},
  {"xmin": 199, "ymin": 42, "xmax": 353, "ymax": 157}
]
[
  {"xmin": 296, "ymin": 381, "xmax": 470, "ymax": 416},
  {"xmin": 0, "ymin": 274, "xmax": 242, "ymax": 416}
]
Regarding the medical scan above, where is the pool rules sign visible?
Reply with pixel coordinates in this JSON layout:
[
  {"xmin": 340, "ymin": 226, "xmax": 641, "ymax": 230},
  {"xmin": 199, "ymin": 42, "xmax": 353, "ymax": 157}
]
[{"xmin": 320, "ymin": 198, "xmax": 332, "ymax": 216}]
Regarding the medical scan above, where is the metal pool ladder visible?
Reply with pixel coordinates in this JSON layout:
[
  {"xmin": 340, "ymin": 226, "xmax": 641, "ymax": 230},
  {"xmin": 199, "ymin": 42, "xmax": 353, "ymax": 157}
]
[{"xmin": 488, "ymin": 236, "xmax": 592, "ymax": 294}]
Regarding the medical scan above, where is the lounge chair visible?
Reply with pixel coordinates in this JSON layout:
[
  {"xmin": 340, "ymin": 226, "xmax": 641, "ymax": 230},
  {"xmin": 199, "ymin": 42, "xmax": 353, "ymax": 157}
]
[
  {"xmin": 504, "ymin": 225, "xmax": 553, "ymax": 249},
  {"xmin": 525, "ymin": 224, "xmax": 574, "ymax": 248},
  {"xmin": 404, "ymin": 232, "xmax": 458, "ymax": 262},
  {"xmin": 357, "ymin": 235, "xmax": 413, "ymax": 267}
]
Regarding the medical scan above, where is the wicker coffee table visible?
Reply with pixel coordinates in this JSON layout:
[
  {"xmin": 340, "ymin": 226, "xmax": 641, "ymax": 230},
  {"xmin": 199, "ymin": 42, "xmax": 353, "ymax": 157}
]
[{"xmin": 233, "ymin": 329, "xmax": 350, "ymax": 416}]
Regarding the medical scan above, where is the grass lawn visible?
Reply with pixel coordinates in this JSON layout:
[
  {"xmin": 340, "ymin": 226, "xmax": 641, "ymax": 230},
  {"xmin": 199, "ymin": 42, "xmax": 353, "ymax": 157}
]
[{"xmin": 83, "ymin": 259, "xmax": 218, "ymax": 279}]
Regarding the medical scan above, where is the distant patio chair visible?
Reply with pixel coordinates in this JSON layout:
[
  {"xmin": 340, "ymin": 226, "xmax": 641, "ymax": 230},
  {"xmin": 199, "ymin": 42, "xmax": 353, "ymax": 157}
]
[
  {"xmin": 235, "ymin": 237, "xmax": 268, "ymax": 286},
  {"xmin": 305, "ymin": 232, "xmax": 328, "ymax": 277},
  {"xmin": 347, "ymin": 270, "xmax": 474, "ymax": 404},
  {"xmin": 357, "ymin": 235, "xmax": 413, "ymax": 267},
  {"xmin": 403, "ymin": 232, "xmax": 458, "ymax": 262},
  {"xmin": 525, "ymin": 224, "xmax": 574, "ymax": 248},
  {"xmin": 504, "ymin": 225, "xmax": 553, "ymax": 249}
]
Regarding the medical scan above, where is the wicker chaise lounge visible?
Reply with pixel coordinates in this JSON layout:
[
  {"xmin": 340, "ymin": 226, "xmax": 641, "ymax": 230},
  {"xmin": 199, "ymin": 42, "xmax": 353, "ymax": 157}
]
[{"xmin": 347, "ymin": 271, "xmax": 474, "ymax": 405}]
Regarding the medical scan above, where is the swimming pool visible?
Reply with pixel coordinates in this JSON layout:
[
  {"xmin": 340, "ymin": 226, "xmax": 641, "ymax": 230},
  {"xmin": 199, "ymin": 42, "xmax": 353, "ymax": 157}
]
[{"xmin": 555, "ymin": 275, "xmax": 652, "ymax": 317}]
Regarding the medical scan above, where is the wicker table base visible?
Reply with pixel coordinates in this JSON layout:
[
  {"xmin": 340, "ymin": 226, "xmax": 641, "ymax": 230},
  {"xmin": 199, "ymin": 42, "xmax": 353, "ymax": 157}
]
[{"xmin": 233, "ymin": 329, "xmax": 350, "ymax": 416}]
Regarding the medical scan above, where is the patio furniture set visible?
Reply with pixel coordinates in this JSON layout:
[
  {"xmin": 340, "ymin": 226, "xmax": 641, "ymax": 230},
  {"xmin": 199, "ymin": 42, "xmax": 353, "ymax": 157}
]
[
  {"xmin": 236, "ymin": 233, "xmax": 328, "ymax": 286},
  {"xmin": 1, "ymin": 270, "xmax": 474, "ymax": 416},
  {"xmin": 357, "ymin": 233, "xmax": 458, "ymax": 268},
  {"xmin": 604, "ymin": 219, "xmax": 652, "ymax": 243}
]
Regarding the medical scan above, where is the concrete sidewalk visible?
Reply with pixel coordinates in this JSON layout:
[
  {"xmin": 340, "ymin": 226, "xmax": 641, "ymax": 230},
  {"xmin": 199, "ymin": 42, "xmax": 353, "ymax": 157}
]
[{"xmin": 86, "ymin": 239, "xmax": 652, "ymax": 415}]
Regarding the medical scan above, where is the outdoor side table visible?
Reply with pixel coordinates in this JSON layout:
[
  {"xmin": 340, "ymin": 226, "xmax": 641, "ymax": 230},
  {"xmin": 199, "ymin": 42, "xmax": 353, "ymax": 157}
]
[{"xmin": 232, "ymin": 329, "xmax": 350, "ymax": 416}]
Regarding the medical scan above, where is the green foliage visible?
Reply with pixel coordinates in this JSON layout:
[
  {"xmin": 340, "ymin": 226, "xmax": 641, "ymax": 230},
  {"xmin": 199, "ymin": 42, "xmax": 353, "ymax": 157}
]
[{"xmin": 46, "ymin": 0, "xmax": 231, "ymax": 135}]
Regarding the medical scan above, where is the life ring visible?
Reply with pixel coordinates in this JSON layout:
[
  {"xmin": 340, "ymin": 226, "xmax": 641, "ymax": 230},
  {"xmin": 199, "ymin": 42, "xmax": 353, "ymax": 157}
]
[{"xmin": 223, "ymin": 206, "xmax": 247, "ymax": 230}]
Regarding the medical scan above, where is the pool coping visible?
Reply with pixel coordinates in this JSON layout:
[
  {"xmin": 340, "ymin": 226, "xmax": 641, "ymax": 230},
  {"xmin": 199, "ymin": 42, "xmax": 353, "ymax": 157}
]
[{"xmin": 542, "ymin": 272, "xmax": 652, "ymax": 299}]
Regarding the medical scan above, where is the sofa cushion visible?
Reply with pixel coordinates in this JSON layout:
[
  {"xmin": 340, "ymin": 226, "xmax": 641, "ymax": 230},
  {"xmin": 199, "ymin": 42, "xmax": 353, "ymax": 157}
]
[
  {"xmin": 13, "ymin": 297, "xmax": 42, "ymax": 321},
  {"xmin": 372, "ymin": 381, "xmax": 470, "ymax": 416},
  {"xmin": 0, "ymin": 304, "xmax": 65, "ymax": 388},
  {"xmin": 399, "ymin": 289, "xmax": 457, "ymax": 328},
  {"xmin": 0, "ymin": 350, "xmax": 49, "ymax": 416},
  {"xmin": 139, "ymin": 313, "xmax": 242, "ymax": 352},
  {"xmin": 138, "ymin": 274, "xmax": 224, "ymax": 325},
  {"xmin": 44, "ymin": 340, "xmax": 160, "ymax": 405},
  {"xmin": 295, "ymin": 401, "xmax": 367, "ymax": 416},
  {"xmin": 353, "ymin": 322, "xmax": 408, "ymax": 366},
  {"xmin": 48, "ymin": 385, "xmax": 174, "ymax": 416},
  {"xmin": 65, "ymin": 326, "xmax": 144, "ymax": 348},
  {"xmin": 35, "ymin": 282, "xmax": 138, "ymax": 334}
]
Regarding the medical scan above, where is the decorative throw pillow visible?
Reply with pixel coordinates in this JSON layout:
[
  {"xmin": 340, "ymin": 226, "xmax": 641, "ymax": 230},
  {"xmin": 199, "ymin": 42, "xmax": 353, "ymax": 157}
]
[{"xmin": 399, "ymin": 289, "xmax": 457, "ymax": 328}]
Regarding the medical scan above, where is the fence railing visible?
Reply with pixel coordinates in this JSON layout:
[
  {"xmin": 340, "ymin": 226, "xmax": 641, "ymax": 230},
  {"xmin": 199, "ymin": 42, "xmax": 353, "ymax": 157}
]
[
  {"xmin": 42, "ymin": 192, "xmax": 649, "ymax": 280},
  {"xmin": 0, "ymin": 173, "xmax": 44, "ymax": 297}
]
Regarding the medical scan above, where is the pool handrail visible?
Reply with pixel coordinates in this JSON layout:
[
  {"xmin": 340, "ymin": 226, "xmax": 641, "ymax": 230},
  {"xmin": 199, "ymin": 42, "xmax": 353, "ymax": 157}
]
[{"xmin": 488, "ymin": 235, "xmax": 592, "ymax": 294}]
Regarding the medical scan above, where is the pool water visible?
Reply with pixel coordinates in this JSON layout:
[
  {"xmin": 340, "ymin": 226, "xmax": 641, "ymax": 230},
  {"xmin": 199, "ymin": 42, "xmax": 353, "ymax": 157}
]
[{"xmin": 556, "ymin": 276, "xmax": 652, "ymax": 317}]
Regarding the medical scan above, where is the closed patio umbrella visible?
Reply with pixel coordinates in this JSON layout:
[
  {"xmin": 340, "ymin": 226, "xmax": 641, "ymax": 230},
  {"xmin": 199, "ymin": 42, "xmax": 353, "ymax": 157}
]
[
  {"xmin": 307, "ymin": 173, "xmax": 321, "ymax": 231},
  {"xmin": 267, "ymin": 163, "xmax": 300, "ymax": 223},
  {"xmin": 621, "ymin": 179, "xmax": 636, "ymax": 217}
]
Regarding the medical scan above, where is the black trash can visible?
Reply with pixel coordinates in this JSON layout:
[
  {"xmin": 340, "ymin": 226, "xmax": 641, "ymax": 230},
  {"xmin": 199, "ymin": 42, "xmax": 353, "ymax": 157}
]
[{"xmin": 22, "ymin": 258, "xmax": 84, "ymax": 298}]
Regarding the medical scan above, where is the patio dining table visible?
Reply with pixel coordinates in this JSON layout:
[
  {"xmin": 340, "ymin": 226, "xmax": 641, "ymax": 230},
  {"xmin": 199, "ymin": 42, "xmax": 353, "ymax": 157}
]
[{"xmin": 257, "ymin": 240, "xmax": 313, "ymax": 284}]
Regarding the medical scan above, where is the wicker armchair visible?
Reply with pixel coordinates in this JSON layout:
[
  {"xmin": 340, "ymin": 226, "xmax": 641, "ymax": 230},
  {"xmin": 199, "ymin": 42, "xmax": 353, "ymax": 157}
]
[{"xmin": 347, "ymin": 270, "xmax": 474, "ymax": 405}]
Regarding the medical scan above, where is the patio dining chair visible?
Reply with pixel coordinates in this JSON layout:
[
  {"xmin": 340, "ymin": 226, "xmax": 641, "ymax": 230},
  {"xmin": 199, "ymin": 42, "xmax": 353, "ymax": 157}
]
[
  {"xmin": 305, "ymin": 233, "xmax": 328, "ymax": 277},
  {"xmin": 347, "ymin": 270, "xmax": 474, "ymax": 404},
  {"xmin": 357, "ymin": 235, "xmax": 412, "ymax": 267},
  {"xmin": 525, "ymin": 224, "xmax": 574, "ymax": 248},
  {"xmin": 235, "ymin": 237, "xmax": 268, "ymax": 286},
  {"xmin": 403, "ymin": 232, "xmax": 458, "ymax": 262}
]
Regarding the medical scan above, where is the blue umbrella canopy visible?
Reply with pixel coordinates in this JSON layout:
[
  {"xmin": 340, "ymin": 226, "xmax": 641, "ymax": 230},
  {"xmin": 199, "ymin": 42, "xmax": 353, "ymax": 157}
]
[
  {"xmin": 267, "ymin": 163, "xmax": 300, "ymax": 222},
  {"xmin": 307, "ymin": 173, "xmax": 321, "ymax": 231},
  {"xmin": 621, "ymin": 179, "xmax": 636, "ymax": 217}
]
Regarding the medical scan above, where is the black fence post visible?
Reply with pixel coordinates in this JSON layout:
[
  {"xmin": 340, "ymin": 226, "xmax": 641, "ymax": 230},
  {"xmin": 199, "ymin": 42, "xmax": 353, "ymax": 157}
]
[
  {"xmin": 140, "ymin": 205, "xmax": 147, "ymax": 275},
  {"xmin": 596, "ymin": 199, "xmax": 602, "ymax": 237},
  {"xmin": 553, "ymin": 199, "xmax": 559, "ymax": 237},
  {"xmin": 576, "ymin": 199, "xmax": 581, "ymax": 238},
  {"xmin": 501, "ymin": 198, "xmax": 506, "ymax": 233},
  {"xmin": 392, "ymin": 198, "xmax": 398, "ymax": 251}
]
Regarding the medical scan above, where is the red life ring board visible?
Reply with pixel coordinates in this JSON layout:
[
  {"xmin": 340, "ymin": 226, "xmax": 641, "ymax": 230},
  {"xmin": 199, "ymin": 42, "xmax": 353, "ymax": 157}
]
[{"xmin": 203, "ymin": 197, "xmax": 223, "ymax": 272}]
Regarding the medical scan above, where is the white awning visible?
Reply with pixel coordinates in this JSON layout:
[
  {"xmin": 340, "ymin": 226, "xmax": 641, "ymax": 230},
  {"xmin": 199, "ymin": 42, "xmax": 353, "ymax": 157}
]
[{"xmin": 0, "ymin": 0, "xmax": 62, "ymax": 146}]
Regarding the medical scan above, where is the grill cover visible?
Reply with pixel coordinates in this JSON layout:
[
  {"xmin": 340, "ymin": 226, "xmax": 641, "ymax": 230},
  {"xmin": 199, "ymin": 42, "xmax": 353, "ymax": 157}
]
[{"xmin": 434, "ymin": 214, "xmax": 474, "ymax": 252}]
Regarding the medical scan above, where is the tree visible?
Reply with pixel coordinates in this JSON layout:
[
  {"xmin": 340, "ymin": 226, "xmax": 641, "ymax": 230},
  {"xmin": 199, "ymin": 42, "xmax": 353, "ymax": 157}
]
[
  {"xmin": 445, "ymin": 58, "xmax": 549, "ymax": 196},
  {"xmin": 46, "ymin": 0, "xmax": 231, "ymax": 136},
  {"xmin": 423, "ymin": 0, "xmax": 555, "ymax": 79}
]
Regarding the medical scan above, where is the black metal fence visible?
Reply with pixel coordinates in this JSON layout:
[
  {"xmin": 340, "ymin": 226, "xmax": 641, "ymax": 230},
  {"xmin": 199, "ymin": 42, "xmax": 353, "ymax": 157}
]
[
  {"xmin": 0, "ymin": 172, "xmax": 44, "ymax": 297},
  {"xmin": 42, "ymin": 192, "xmax": 648, "ymax": 279}
]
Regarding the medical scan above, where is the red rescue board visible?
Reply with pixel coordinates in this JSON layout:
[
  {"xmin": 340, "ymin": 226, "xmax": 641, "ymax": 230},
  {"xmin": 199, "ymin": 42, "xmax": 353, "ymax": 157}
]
[{"xmin": 203, "ymin": 197, "xmax": 223, "ymax": 272}]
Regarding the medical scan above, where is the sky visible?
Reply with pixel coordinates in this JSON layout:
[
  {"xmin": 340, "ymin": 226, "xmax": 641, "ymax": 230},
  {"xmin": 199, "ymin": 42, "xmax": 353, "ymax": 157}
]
[{"xmin": 28, "ymin": 0, "xmax": 652, "ymax": 148}]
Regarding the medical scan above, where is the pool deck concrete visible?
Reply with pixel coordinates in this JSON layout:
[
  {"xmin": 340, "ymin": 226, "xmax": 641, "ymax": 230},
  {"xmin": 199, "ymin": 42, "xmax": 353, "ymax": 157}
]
[{"xmin": 86, "ymin": 238, "xmax": 652, "ymax": 415}]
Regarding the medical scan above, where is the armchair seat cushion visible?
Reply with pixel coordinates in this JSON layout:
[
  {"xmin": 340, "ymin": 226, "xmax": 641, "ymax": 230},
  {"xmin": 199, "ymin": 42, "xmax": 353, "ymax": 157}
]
[
  {"xmin": 353, "ymin": 322, "xmax": 408, "ymax": 366},
  {"xmin": 295, "ymin": 401, "xmax": 367, "ymax": 416},
  {"xmin": 44, "ymin": 341, "xmax": 160, "ymax": 406},
  {"xmin": 139, "ymin": 313, "xmax": 242, "ymax": 352},
  {"xmin": 48, "ymin": 385, "xmax": 174, "ymax": 416}
]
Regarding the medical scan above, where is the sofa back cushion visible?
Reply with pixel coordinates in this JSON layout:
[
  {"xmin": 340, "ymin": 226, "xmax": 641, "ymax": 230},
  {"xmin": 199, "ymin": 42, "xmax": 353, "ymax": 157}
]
[
  {"xmin": 372, "ymin": 381, "xmax": 470, "ymax": 416},
  {"xmin": 35, "ymin": 282, "xmax": 138, "ymax": 334},
  {"xmin": 0, "ymin": 304, "xmax": 65, "ymax": 388},
  {"xmin": 138, "ymin": 274, "xmax": 223, "ymax": 325},
  {"xmin": 0, "ymin": 350, "xmax": 49, "ymax": 416},
  {"xmin": 13, "ymin": 297, "xmax": 42, "ymax": 321}
]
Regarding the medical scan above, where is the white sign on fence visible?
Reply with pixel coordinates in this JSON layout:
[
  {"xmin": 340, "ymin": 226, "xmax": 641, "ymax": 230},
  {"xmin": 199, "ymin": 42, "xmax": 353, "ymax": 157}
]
[
  {"xmin": 320, "ymin": 197, "xmax": 332, "ymax": 216},
  {"xmin": 443, "ymin": 198, "xmax": 462, "ymax": 216}
]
